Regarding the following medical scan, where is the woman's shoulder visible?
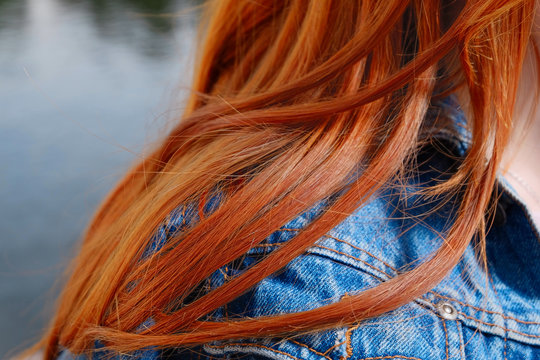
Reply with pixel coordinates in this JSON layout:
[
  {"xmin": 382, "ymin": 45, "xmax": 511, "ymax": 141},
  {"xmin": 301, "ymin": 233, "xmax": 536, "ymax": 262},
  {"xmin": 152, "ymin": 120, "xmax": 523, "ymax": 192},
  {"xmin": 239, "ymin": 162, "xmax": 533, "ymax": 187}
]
[
  {"xmin": 58, "ymin": 102, "xmax": 539, "ymax": 359},
  {"xmin": 189, "ymin": 138, "xmax": 540, "ymax": 360},
  {"xmin": 56, "ymin": 135, "xmax": 540, "ymax": 360},
  {"xmin": 186, "ymin": 142, "xmax": 450, "ymax": 359}
]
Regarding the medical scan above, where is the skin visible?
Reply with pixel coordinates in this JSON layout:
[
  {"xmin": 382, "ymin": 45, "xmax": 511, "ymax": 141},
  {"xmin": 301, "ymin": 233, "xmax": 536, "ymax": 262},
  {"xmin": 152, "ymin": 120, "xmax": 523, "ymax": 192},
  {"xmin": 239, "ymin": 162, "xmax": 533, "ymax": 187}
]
[{"xmin": 500, "ymin": 8, "xmax": 540, "ymax": 226}]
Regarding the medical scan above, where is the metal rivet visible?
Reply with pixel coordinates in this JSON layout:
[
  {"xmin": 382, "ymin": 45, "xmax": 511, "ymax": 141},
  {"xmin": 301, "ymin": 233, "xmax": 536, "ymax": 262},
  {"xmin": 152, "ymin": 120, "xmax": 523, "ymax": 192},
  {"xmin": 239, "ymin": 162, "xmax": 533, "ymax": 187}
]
[{"xmin": 438, "ymin": 302, "xmax": 457, "ymax": 320}]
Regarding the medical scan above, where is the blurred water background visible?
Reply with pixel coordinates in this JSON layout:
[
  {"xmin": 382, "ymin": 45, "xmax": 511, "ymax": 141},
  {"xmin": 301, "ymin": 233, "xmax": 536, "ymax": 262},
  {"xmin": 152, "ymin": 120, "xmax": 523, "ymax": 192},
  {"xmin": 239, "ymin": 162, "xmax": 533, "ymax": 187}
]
[{"xmin": 0, "ymin": 0, "xmax": 200, "ymax": 356}]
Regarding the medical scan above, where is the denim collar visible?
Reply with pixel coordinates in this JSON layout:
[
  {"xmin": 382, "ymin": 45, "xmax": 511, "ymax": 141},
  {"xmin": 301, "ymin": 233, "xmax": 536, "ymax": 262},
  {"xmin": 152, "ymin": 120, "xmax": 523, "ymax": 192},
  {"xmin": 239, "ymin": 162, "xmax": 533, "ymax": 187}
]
[
  {"xmin": 423, "ymin": 95, "xmax": 540, "ymax": 346},
  {"xmin": 429, "ymin": 94, "xmax": 540, "ymax": 237},
  {"xmin": 423, "ymin": 94, "xmax": 471, "ymax": 157}
]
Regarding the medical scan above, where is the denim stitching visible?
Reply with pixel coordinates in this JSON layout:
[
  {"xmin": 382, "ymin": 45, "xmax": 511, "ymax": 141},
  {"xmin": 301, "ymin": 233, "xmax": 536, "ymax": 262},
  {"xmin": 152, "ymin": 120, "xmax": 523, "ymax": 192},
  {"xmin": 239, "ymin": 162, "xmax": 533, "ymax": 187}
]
[
  {"xmin": 250, "ymin": 235, "xmax": 540, "ymax": 328},
  {"xmin": 312, "ymin": 244, "xmax": 393, "ymax": 279},
  {"xmin": 316, "ymin": 232, "xmax": 539, "ymax": 327},
  {"xmin": 215, "ymin": 269, "xmax": 338, "ymax": 358},
  {"xmin": 442, "ymin": 319, "xmax": 449, "ymax": 360},
  {"xmin": 356, "ymin": 356, "xmax": 423, "ymax": 360},
  {"xmin": 206, "ymin": 343, "xmax": 300, "ymax": 360},
  {"xmin": 457, "ymin": 321, "xmax": 465, "ymax": 360},
  {"xmin": 430, "ymin": 293, "xmax": 540, "ymax": 325},
  {"xmin": 310, "ymin": 246, "xmax": 540, "ymax": 338},
  {"xmin": 278, "ymin": 230, "xmax": 537, "ymax": 322},
  {"xmin": 503, "ymin": 331, "xmax": 508, "ymax": 360},
  {"xmin": 279, "ymin": 229, "xmax": 397, "ymax": 274},
  {"xmin": 321, "ymin": 338, "xmax": 346, "ymax": 357},
  {"xmin": 343, "ymin": 324, "xmax": 362, "ymax": 359},
  {"xmin": 322, "ymin": 234, "xmax": 396, "ymax": 272},
  {"xmin": 237, "ymin": 231, "xmax": 539, "ymax": 350},
  {"xmin": 288, "ymin": 339, "xmax": 332, "ymax": 360},
  {"xmin": 208, "ymin": 343, "xmax": 426, "ymax": 360},
  {"xmin": 343, "ymin": 327, "xmax": 353, "ymax": 359},
  {"xmin": 342, "ymin": 301, "xmax": 445, "ymax": 360},
  {"xmin": 457, "ymin": 312, "xmax": 540, "ymax": 338},
  {"xmin": 256, "ymin": 237, "xmax": 540, "ymax": 333}
]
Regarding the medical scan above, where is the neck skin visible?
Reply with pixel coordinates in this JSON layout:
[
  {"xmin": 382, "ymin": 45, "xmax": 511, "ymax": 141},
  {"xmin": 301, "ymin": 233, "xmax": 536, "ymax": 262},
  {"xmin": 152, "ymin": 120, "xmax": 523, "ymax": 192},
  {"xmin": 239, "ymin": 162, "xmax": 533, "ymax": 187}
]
[{"xmin": 499, "ymin": 12, "xmax": 540, "ymax": 225}]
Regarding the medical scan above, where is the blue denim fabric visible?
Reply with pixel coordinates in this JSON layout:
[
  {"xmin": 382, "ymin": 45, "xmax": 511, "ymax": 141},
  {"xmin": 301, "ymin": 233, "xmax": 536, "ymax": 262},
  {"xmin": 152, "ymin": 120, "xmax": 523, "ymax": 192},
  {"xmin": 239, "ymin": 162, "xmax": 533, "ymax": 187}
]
[{"xmin": 58, "ymin": 97, "xmax": 540, "ymax": 359}]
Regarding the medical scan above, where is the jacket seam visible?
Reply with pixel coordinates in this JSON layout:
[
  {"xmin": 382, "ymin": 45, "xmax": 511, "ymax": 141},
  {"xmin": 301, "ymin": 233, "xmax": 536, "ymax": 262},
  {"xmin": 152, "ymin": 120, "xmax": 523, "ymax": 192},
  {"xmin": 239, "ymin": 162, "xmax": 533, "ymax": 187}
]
[
  {"xmin": 311, "ymin": 244, "xmax": 540, "ymax": 339},
  {"xmin": 288, "ymin": 339, "xmax": 332, "ymax": 360},
  {"xmin": 289, "ymin": 229, "xmax": 540, "ymax": 326},
  {"xmin": 456, "ymin": 312, "xmax": 540, "ymax": 339},
  {"xmin": 457, "ymin": 321, "xmax": 465, "ymax": 360},
  {"xmin": 206, "ymin": 342, "xmax": 426, "ymax": 360},
  {"xmin": 355, "ymin": 357, "xmax": 423, "ymax": 360},
  {"xmin": 311, "ymin": 244, "xmax": 540, "ymax": 337},
  {"xmin": 312, "ymin": 244, "xmax": 392, "ymax": 279},
  {"xmin": 205, "ymin": 343, "xmax": 300, "ymax": 360},
  {"xmin": 241, "ymin": 231, "xmax": 540, "ymax": 340},
  {"xmin": 430, "ymin": 293, "xmax": 540, "ymax": 325},
  {"xmin": 442, "ymin": 319, "xmax": 449, "ymax": 360}
]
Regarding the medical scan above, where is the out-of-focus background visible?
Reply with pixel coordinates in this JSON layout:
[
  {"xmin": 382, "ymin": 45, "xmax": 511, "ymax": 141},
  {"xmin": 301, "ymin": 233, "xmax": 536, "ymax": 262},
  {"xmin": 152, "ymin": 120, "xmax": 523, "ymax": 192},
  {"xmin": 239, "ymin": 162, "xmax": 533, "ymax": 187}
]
[{"xmin": 0, "ymin": 0, "xmax": 200, "ymax": 357}]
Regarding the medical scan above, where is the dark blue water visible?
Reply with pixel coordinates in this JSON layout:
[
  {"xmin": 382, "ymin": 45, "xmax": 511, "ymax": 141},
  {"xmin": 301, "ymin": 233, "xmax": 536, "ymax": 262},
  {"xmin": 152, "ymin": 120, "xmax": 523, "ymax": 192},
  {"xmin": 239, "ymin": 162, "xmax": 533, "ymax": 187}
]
[{"xmin": 0, "ymin": 0, "xmax": 199, "ymax": 356}]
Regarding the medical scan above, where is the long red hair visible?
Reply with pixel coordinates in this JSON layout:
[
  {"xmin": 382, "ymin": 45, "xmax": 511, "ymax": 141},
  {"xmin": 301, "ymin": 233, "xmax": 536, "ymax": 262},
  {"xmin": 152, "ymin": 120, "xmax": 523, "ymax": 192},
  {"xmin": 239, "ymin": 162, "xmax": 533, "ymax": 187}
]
[{"xmin": 34, "ymin": 0, "xmax": 535, "ymax": 358}]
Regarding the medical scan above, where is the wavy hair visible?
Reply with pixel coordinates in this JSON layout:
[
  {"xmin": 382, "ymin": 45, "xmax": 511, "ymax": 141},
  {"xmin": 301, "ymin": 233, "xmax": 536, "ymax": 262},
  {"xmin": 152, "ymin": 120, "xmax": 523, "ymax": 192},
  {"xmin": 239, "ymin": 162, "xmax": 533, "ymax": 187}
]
[{"xmin": 34, "ymin": 0, "xmax": 535, "ymax": 358}]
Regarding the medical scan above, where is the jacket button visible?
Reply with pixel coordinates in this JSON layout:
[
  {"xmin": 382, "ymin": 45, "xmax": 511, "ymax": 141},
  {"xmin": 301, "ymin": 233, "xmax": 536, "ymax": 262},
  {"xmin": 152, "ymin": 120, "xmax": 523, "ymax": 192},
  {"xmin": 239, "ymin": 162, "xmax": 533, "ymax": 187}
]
[{"xmin": 437, "ymin": 302, "xmax": 457, "ymax": 320}]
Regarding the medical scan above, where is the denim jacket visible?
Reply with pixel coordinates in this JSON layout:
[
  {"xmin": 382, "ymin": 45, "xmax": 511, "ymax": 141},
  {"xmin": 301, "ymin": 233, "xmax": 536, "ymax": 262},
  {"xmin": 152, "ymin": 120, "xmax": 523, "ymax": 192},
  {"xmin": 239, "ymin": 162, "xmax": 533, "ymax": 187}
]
[{"xmin": 58, "ymin": 97, "xmax": 540, "ymax": 360}]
